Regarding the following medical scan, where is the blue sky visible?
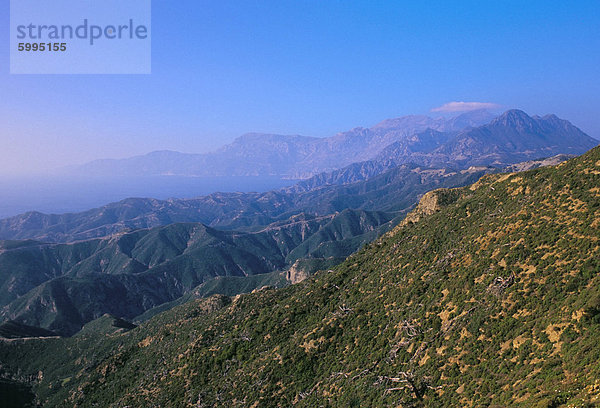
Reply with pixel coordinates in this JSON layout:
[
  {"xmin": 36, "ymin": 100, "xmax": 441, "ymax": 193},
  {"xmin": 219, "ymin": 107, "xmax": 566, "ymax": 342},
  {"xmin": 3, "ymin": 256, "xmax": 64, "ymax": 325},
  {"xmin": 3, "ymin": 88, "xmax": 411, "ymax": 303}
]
[{"xmin": 1, "ymin": 0, "xmax": 599, "ymax": 174}]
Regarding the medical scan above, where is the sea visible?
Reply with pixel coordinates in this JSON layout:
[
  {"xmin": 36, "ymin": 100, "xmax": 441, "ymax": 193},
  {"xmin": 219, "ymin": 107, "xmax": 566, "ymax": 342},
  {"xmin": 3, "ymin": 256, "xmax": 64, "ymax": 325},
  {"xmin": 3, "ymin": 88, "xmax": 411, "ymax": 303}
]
[{"xmin": 0, "ymin": 175, "xmax": 298, "ymax": 219}]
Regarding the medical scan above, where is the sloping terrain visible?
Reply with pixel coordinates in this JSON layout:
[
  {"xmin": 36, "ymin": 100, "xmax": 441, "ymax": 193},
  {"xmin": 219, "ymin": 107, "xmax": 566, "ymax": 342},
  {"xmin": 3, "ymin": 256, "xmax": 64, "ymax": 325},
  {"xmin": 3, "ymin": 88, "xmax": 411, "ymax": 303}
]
[
  {"xmin": 1, "ymin": 146, "xmax": 599, "ymax": 407},
  {"xmin": 0, "ymin": 209, "xmax": 394, "ymax": 336}
]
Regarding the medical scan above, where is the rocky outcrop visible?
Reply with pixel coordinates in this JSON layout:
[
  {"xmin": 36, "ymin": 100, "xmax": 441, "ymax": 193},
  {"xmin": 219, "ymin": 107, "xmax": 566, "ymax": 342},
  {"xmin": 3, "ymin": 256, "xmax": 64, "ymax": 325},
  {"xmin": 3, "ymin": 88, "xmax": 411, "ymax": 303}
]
[
  {"xmin": 286, "ymin": 260, "xmax": 311, "ymax": 284},
  {"xmin": 401, "ymin": 188, "xmax": 461, "ymax": 226}
]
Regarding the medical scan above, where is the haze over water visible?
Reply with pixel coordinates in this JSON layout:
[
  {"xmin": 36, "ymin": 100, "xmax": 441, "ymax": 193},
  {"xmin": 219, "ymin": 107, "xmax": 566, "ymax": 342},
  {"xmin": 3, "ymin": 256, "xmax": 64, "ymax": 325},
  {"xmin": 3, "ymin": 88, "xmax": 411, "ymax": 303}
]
[{"xmin": 0, "ymin": 175, "xmax": 296, "ymax": 218}]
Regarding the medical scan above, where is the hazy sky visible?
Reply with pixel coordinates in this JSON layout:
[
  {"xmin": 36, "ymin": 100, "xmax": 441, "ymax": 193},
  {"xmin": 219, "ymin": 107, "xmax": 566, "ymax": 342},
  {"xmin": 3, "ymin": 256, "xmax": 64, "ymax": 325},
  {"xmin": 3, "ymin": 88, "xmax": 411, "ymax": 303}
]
[{"xmin": 1, "ymin": 0, "xmax": 599, "ymax": 175}]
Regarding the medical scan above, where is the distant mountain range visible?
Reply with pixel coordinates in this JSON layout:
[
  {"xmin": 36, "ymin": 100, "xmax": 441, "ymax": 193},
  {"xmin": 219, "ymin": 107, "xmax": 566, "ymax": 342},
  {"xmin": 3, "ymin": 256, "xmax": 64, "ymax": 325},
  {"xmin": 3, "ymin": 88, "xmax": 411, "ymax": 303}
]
[
  {"xmin": 63, "ymin": 109, "xmax": 498, "ymax": 179},
  {"xmin": 372, "ymin": 109, "xmax": 597, "ymax": 167},
  {"xmin": 62, "ymin": 109, "xmax": 596, "ymax": 180}
]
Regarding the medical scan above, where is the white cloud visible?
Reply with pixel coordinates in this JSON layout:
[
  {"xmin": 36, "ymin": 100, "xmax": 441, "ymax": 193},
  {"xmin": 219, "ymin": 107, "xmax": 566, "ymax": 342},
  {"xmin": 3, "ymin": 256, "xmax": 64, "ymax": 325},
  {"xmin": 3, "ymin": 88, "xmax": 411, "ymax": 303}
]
[{"xmin": 431, "ymin": 101, "xmax": 501, "ymax": 113}]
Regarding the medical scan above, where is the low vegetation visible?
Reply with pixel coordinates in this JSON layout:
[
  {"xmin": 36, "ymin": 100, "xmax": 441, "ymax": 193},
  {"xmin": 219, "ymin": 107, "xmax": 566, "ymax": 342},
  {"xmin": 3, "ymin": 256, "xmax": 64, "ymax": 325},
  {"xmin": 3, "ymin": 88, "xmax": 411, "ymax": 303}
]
[{"xmin": 1, "ymin": 146, "xmax": 599, "ymax": 407}]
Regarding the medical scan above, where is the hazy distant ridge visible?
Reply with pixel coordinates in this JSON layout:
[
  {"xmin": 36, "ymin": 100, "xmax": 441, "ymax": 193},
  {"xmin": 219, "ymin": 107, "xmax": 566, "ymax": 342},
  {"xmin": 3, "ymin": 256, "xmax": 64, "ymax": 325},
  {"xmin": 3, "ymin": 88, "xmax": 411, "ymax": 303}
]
[
  {"xmin": 1, "ymin": 110, "xmax": 596, "ymax": 243},
  {"xmin": 65, "ymin": 110, "xmax": 498, "ymax": 178}
]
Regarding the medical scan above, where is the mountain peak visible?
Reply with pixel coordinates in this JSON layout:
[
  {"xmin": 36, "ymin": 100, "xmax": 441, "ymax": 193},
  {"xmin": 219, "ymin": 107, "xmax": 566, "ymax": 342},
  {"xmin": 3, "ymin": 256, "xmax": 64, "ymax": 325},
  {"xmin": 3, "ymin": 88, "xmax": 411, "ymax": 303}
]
[
  {"xmin": 487, "ymin": 109, "xmax": 541, "ymax": 133},
  {"xmin": 542, "ymin": 113, "xmax": 560, "ymax": 121},
  {"xmin": 540, "ymin": 113, "xmax": 570, "ymax": 127},
  {"xmin": 492, "ymin": 109, "xmax": 532, "ymax": 124}
]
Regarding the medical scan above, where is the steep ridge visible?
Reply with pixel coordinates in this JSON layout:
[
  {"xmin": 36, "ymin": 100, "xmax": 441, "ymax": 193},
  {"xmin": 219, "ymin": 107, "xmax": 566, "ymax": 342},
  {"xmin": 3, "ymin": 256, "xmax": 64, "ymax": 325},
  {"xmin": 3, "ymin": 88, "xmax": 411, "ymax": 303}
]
[
  {"xmin": 0, "ymin": 209, "xmax": 394, "ymax": 335},
  {"xmin": 375, "ymin": 109, "xmax": 598, "ymax": 167},
  {"xmin": 1, "ymin": 146, "xmax": 599, "ymax": 406}
]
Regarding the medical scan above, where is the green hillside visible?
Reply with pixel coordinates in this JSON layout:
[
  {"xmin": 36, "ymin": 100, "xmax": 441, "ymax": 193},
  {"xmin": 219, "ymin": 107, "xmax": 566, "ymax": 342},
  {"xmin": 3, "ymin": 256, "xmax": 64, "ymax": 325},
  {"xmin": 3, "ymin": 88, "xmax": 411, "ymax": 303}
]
[
  {"xmin": 0, "ymin": 209, "xmax": 394, "ymax": 336},
  {"xmin": 1, "ymin": 147, "xmax": 599, "ymax": 407}
]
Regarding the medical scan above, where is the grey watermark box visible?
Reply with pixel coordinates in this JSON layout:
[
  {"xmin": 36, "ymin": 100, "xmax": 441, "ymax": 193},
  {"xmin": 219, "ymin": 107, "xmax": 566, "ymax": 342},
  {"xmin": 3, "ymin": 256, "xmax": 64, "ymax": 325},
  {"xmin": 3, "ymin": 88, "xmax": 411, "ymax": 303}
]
[{"xmin": 10, "ymin": 0, "xmax": 151, "ymax": 74}]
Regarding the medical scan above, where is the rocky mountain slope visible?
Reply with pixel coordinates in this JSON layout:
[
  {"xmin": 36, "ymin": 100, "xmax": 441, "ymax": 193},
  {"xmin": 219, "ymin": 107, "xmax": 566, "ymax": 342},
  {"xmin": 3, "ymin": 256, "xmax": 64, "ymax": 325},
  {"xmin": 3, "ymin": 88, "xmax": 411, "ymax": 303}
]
[
  {"xmin": 2, "ymin": 146, "xmax": 599, "ymax": 407},
  {"xmin": 375, "ymin": 109, "xmax": 598, "ymax": 167}
]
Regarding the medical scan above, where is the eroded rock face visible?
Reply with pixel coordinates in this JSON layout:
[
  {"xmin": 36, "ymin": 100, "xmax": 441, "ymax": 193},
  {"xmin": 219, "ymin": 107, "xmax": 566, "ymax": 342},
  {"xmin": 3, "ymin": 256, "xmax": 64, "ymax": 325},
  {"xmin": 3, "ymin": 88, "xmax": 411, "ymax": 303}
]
[
  {"xmin": 414, "ymin": 190, "xmax": 442, "ymax": 216},
  {"xmin": 400, "ymin": 187, "xmax": 465, "ymax": 228},
  {"xmin": 286, "ymin": 260, "xmax": 311, "ymax": 284},
  {"xmin": 401, "ymin": 190, "xmax": 443, "ymax": 226}
]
